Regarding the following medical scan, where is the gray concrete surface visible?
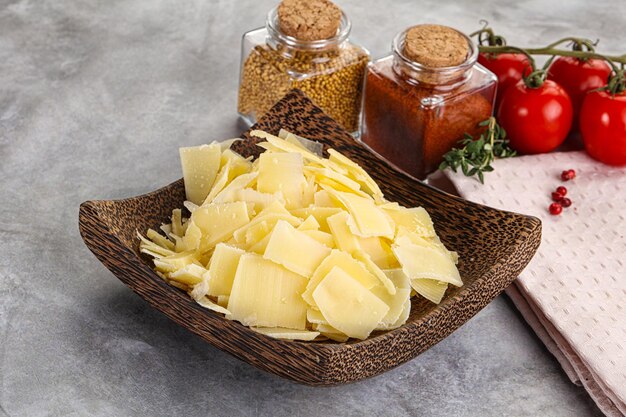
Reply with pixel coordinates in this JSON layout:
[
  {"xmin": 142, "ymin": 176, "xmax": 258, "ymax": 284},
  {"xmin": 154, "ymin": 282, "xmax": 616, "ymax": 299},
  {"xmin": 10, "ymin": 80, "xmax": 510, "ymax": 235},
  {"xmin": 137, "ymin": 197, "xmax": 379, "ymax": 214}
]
[{"xmin": 2, "ymin": 0, "xmax": 623, "ymax": 416}]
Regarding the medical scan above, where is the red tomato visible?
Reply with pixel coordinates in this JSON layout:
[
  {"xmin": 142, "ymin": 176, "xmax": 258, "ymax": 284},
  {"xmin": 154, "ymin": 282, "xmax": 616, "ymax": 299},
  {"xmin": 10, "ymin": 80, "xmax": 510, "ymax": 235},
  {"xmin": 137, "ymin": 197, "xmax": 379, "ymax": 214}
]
[
  {"xmin": 579, "ymin": 90, "xmax": 626, "ymax": 166},
  {"xmin": 548, "ymin": 56, "xmax": 612, "ymax": 121},
  {"xmin": 497, "ymin": 80, "xmax": 573, "ymax": 154},
  {"xmin": 478, "ymin": 53, "xmax": 531, "ymax": 105}
]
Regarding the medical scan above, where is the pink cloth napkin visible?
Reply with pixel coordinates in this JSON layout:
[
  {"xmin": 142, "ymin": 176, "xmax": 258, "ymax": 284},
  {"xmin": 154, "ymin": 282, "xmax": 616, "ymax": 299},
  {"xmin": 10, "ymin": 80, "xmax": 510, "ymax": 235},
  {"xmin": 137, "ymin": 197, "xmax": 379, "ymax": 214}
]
[{"xmin": 442, "ymin": 151, "xmax": 626, "ymax": 417}]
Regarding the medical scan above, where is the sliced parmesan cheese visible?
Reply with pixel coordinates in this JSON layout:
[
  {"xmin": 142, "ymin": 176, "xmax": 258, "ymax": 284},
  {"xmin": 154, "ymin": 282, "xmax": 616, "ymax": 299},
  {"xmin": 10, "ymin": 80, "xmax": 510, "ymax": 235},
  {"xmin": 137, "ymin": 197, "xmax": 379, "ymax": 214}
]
[
  {"xmin": 290, "ymin": 207, "xmax": 342, "ymax": 233},
  {"xmin": 314, "ymin": 323, "xmax": 346, "ymax": 334},
  {"xmin": 207, "ymin": 243, "xmax": 245, "ymax": 296},
  {"xmin": 302, "ymin": 249, "xmax": 380, "ymax": 307},
  {"xmin": 279, "ymin": 128, "xmax": 324, "ymax": 156},
  {"xmin": 211, "ymin": 172, "xmax": 258, "ymax": 204},
  {"xmin": 203, "ymin": 159, "xmax": 231, "ymax": 205},
  {"xmin": 302, "ymin": 230, "xmax": 335, "ymax": 248},
  {"xmin": 326, "ymin": 211, "xmax": 361, "ymax": 254},
  {"xmin": 248, "ymin": 233, "xmax": 271, "ymax": 255},
  {"xmin": 372, "ymin": 285, "xmax": 412, "ymax": 330},
  {"xmin": 140, "ymin": 247, "xmax": 171, "ymax": 260},
  {"xmin": 255, "ymin": 200, "xmax": 293, "ymax": 217},
  {"xmin": 304, "ymin": 166, "xmax": 362, "ymax": 194},
  {"xmin": 179, "ymin": 143, "xmax": 221, "ymax": 205},
  {"xmin": 383, "ymin": 205, "xmax": 436, "ymax": 238},
  {"xmin": 220, "ymin": 148, "xmax": 252, "ymax": 179},
  {"xmin": 138, "ymin": 232, "xmax": 175, "ymax": 258},
  {"xmin": 227, "ymin": 254, "xmax": 307, "ymax": 329},
  {"xmin": 231, "ymin": 188, "xmax": 285, "ymax": 211},
  {"xmin": 181, "ymin": 221, "xmax": 203, "ymax": 252},
  {"xmin": 306, "ymin": 308, "xmax": 328, "ymax": 325},
  {"xmin": 251, "ymin": 130, "xmax": 325, "ymax": 165},
  {"xmin": 301, "ymin": 175, "xmax": 317, "ymax": 208},
  {"xmin": 314, "ymin": 190, "xmax": 340, "ymax": 208},
  {"xmin": 395, "ymin": 229, "xmax": 456, "ymax": 260},
  {"xmin": 188, "ymin": 201, "xmax": 250, "ymax": 253},
  {"xmin": 325, "ymin": 188, "xmax": 394, "ymax": 239},
  {"xmin": 327, "ymin": 148, "xmax": 383, "ymax": 198},
  {"xmin": 383, "ymin": 268, "xmax": 411, "ymax": 289},
  {"xmin": 314, "ymin": 324, "xmax": 349, "ymax": 342},
  {"xmin": 171, "ymin": 208, "xmax": 184, "ymax": 238},
  {"xmin": 217, "ymin": 295, "xmax": 230, "ymax": 308},
  {"xmin": 196, "ymin": 296, "xmax": 231, "ymax": 315},
  {"xmin": 257, "ymin": 151, "xmax": 306, "ymax": 209},
  {"xmin": 411, "ymin": 278, "xmax": 449, "ymax": 304},
  {"xmin": 391, "ymin": 298, "xmax": 411, "ymax": 329},
  {"xmin": 243, "ymin": 220, "xmax": 271, "ymax": 247},
  {"xmin": 255, "ymin": 141, "xmax": 283, "ymax": 154},
  {"xmin": 168, "ymin": 263, "xmax": 207, "ymax": 286},
  {"xmin": 182, "ymin": 201, "xmax": 198, "ymax": 214},
  {"xmin": 173, "ymin": 235, "xmax": 186, "ymax": 253},
  {"xmin": 392, "ymin": 238, "xmax": 462, "ymax": 287},
  {"xmin": 190, "ymin": 276, "xmax": 209, "ymax": 301},
  {"xmin": 357, "ymin": 236, "xmax": 398, "ymax": 269},
  {"xmin": 167, "ymin": 279, "xmax": 190, "ymax": 291},
  {"xmin": 232, "ymin": 212, "xmax": 302, "ymax": 243},
  {"xmin": 313, "ymin": 266, "xmax": 389, "ymax": 340},
  {"xmin": 160, "ymin": 223, "xmax": 172, "ymax": 237},
  {"xmin": 140, "ymin": 127, "xmax": 461, "ymax": 343},
  {"xmin": 318, "ymin": 177, "xmax": 370, "ymax": 198},
  {"xmin": 353, "ymin": 250, "xmax": 396, "ymax": 295},
  {"xmin": 297, "ymin": 215, "xmax": 320, "ymax": 231},
  {"xmin": 146, "ymin": 228, "xmax": 175, "ymax": 251},
  {"xmin": 431, "ymin": 234, "xmax": 460, "ymax": 263},
  {"xmin": 251, "ymin": 327, "xmax": 320, "ymax": 341},
  {"xmin": 263, "ymin": 220, "xmax": 331, "ymax": 277},
  {"xmin": 152, "ymin": 251, "xmax": 197, "ymax": 273},
  {"xmin": 372, "ymin": 269, "xmax": 411, "ymax": 330}
]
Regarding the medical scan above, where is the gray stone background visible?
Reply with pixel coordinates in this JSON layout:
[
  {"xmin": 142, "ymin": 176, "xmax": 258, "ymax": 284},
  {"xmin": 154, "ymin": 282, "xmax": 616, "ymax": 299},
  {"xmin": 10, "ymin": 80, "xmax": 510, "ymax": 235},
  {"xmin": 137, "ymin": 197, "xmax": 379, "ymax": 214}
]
[{"xmin": 1, "ymin": 0, "xmax": 624, "ymax": 416}]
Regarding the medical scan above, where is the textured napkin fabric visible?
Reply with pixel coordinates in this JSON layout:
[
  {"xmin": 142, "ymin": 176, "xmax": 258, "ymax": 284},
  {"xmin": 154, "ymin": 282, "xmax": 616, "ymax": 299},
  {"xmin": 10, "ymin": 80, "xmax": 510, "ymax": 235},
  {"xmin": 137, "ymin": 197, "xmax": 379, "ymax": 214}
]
[{"xmin": 443, "ymin": 151, "xmax": 626, "ymax": 417}]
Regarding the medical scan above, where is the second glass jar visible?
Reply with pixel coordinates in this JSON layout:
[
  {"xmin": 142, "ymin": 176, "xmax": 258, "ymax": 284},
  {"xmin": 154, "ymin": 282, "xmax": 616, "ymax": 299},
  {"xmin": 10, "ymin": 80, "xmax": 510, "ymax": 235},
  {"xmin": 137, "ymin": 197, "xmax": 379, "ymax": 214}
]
[{"xmin": 360, "ymin": 25, "xmax": 497, "ymax": 179}]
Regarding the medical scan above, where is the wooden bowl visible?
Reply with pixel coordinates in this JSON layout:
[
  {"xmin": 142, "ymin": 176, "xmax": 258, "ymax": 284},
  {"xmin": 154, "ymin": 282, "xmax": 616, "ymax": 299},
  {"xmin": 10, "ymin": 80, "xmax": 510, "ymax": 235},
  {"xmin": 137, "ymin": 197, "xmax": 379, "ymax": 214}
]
[{"xmin": 79, "ymin": 89, "xmax": 541, "ymax": 386}]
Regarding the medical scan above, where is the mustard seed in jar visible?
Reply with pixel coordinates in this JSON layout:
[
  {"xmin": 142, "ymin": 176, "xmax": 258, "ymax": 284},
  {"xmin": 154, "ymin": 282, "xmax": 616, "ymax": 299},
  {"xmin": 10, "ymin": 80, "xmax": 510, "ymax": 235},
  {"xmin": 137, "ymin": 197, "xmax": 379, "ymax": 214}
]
[{"xmin": 237, "ymin": 0, "xmax": 369, "ymax": 133}]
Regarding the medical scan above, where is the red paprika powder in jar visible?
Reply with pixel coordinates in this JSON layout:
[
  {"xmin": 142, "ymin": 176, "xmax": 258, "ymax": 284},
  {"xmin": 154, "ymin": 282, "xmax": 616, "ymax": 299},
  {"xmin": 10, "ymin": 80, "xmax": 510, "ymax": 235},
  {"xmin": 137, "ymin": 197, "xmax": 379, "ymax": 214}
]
[{"xmin": 360, "ymin": 24, "xmax": 497, "ymax": 179}]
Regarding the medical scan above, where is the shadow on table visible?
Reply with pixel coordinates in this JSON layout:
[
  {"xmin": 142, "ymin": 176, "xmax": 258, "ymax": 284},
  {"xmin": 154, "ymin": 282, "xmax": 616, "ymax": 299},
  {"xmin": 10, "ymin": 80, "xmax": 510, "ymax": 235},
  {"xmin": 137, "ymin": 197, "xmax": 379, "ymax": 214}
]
[
  {"xmin": 74, "ymin": 280, "xmax": 605, "ymax": 417},
  {"xmin": 80, "ymin": 284, "xmax": 385, "ymax": 415}
]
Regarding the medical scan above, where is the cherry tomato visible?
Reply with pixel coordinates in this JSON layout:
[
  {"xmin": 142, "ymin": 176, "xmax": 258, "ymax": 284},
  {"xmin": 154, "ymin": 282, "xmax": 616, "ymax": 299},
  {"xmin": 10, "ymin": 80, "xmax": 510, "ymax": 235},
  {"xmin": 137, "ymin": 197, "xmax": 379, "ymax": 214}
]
[
  {"xmin": 477, "ymin": 53, "xmax": 531, "ymax": 105},
  {"xmin": 497, "ymin": 80, "xmax": 573, "ymax": 154},
  {"xmin": 547, "ymin": 56, "xmax": 612, "ymax": 122},
  {"xmin": 579, "ymin": 90, "xmax": 626, "ymax": 166}
]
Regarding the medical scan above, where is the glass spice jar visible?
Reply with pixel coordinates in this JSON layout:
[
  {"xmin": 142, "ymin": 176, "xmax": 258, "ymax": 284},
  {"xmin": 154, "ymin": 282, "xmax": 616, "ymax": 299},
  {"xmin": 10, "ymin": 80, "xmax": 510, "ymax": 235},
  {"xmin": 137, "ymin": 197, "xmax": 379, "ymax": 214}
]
[
  {"xmin": 360, "ymin": 24, "xmax": 497, "ymax": 179},
  {"xmin": 237, "ymin": 2, "xmax": 369, "ymax": 133}
]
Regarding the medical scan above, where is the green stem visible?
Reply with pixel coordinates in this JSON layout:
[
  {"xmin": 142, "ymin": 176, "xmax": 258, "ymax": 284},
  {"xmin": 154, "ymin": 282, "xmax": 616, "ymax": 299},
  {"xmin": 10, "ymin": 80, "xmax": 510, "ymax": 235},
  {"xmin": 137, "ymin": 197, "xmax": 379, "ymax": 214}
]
[
  {"xmin": 606, "ymin": 69, "xmax": 626, "ymax": 94},
  {"xmin": 470, "ymin": 27, "xmax": 506, "ymax": 47},
  {"xmin": 542, "ymin": 37, "xmax": 597, "ymax": 52},
  {"xmin": 478, "ymin": 117, "xmax": 496, "ymax": 171},
  {"xmin": 485, "ymin": 45, "xmax": 550, "ymax": 88},
  {"xmin": 471, "ymin": 27, "xmax": 626, "ymax": 94},
  {"xmin": 481, "ymin": 45, "xmax": 537, "ymax": 70},
  {"xmin": 478, "ymin": 45, "xmax": 625, "ymax": 73}
]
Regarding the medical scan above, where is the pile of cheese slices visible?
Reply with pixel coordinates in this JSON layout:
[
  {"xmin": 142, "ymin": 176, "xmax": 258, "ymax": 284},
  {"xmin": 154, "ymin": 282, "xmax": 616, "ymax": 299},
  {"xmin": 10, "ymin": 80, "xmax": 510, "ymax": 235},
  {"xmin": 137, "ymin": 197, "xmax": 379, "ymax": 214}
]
[{"xmin": 139, "ymin": 129, "xmax": 462, "ymax": 341}]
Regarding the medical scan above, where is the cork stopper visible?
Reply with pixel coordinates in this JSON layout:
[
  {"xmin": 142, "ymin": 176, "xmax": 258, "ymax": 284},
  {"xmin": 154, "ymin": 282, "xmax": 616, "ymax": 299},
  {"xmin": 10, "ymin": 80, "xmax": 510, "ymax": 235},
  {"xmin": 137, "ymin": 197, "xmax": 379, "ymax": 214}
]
[
  {"xmin": 403, "ymin": 24, "xmax": 469, "ymax": 67},
  {"xmin": 277, "ymin": 0, "xmax": 342, "ymax": 41}
]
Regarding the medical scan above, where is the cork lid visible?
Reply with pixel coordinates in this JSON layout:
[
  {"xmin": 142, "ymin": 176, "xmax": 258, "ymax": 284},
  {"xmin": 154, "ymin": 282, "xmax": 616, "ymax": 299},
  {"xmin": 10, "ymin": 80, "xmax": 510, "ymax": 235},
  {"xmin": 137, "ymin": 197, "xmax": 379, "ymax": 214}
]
[
  {"xmin": 403, "ymin": 24, "xmax": 469, "ymax": 67},
  {"xmin": 277, "ymin": 0, "xmax": 342, "ymax": 41}
]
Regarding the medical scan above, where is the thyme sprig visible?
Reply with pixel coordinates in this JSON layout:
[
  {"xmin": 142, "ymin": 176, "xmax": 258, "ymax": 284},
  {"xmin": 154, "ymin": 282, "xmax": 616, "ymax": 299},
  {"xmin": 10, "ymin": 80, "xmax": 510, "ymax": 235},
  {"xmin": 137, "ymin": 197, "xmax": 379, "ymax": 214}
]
[{"xmin": 439, "ymin": 117, "xmax": 516, "ymax": 183}]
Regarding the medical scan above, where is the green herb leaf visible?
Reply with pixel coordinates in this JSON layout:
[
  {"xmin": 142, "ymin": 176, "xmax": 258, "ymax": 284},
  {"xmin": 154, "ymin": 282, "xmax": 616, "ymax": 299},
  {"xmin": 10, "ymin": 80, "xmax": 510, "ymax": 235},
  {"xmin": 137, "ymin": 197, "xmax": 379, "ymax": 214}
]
[{"xmin": 438, "ymin": 117, "xmax": 516, "ymax": 183}]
